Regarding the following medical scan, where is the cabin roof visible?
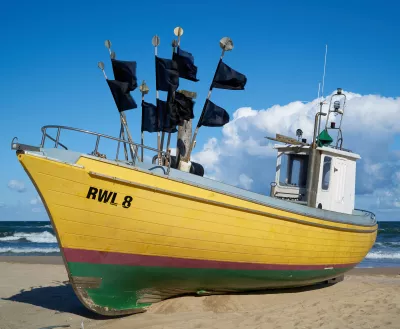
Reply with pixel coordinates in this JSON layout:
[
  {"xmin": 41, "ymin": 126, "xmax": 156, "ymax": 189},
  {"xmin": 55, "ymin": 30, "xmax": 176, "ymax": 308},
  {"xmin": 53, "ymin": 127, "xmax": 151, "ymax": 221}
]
[{"xmin": 273, "ymin": 144, "xmax": 361, "ymax": 160}]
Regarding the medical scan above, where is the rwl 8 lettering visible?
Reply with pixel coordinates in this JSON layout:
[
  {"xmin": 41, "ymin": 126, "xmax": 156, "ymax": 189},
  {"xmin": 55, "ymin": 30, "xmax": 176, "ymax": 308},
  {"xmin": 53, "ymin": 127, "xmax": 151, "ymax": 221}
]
[{"xmin": 86, "ymin": 186, "xmax": 132, "ymax": 209}]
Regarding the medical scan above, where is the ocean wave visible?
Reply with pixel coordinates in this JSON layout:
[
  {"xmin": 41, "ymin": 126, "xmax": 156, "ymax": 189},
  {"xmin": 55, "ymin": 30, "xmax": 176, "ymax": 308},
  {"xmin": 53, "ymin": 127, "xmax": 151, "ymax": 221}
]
[
  {"xmin": 0, "ymin": 231, "xmax": 57, "ymax": 243},
  {"xmin": 365, "ymin": 251, "xmax": 400, "ymax": 259},
  {"xmin": 374, "ymin": 241, "xmax": 400, "ymax": 248},
  {"xmin": 378, "ymin": 227, "xmax": 400, "ymax": 234},
  {"xmin": 0, "ymin": 247, "xmax": 60, "ymax": 254}
]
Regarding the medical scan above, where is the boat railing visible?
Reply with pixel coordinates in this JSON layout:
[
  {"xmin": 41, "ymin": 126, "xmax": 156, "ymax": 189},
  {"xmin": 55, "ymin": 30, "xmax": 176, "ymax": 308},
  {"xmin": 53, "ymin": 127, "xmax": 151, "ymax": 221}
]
[
  {"xmin": 354, "ymin": 208, "xmax": 376, "ymax": 221},
  {"xmin": 39, "ymin": 125, "xmax": 172, "ymax": 174}
]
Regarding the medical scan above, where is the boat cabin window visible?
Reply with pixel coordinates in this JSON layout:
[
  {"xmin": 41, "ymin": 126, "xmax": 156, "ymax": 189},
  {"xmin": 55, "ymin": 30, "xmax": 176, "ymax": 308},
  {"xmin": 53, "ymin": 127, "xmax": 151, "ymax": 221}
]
[
  {"xmin": 279, "ymin": 154, "xmax": 308, "ymax": 188},
  {"xmin": 322, "ymin": 156, "xmax": 332, "ymax": 190}
]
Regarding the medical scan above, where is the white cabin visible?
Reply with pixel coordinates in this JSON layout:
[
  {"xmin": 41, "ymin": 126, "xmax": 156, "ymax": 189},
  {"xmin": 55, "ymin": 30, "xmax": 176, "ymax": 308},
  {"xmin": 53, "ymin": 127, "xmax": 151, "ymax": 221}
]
[{"xmin": 271, "ymin": 144, "xmax": 360, "ymax": 214}]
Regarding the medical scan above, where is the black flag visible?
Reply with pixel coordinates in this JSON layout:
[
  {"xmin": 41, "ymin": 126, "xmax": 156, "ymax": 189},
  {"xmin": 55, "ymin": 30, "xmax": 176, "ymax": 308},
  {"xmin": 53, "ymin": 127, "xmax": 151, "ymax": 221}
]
[
  {"xmin": 155, "ymin": 57, "xmax": 179, "ymax": 92},
  {"xmin": 141, "ymin": 101, "xmax": 158, "ymax": 133},
  {"xmin": 172, "ymin": 48, "xmax": 199, "ymax": 82},
  {"xmin": 168, "ymin": 92, "xmax": 195, "ymax": 126},
  {"xmin": 107, "ymin": 80, "xmax": 137, "ymax": 112},
  {"xmin": 198, "ymin": 100, "xmax": 229, "ymax": 127},
  {"xmin": 157, "ymin": 99, "xmax": 178, "ymax": 133},
  {"xmin": 111, "ymin": 59, "xmax": 138, "ymax": 91},
  {"xmin": 212, "ymin": 61, "xmax": 247, "ymax": 90}
]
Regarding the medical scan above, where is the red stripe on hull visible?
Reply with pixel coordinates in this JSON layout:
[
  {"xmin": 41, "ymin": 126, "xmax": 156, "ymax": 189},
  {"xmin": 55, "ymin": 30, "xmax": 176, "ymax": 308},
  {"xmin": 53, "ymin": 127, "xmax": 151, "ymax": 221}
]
[{"xmin": 63, "ymin": 248, "xmax": 356, "ymax": 271}]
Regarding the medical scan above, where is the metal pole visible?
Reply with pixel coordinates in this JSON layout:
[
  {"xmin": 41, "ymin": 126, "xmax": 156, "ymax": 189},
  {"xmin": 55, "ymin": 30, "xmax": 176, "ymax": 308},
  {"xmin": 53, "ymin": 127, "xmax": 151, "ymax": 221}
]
[
  {"xmin": 120, "ymin": 123, "xmax": 129, "ymax": 161},
  {"xmin": 40, "ymin": 128, "xmax": 47, "ymax": 148},
  {"xmin": 120, "ymin": 113, "xmax": 139, "ymax": 164},
  {"xmin": 97, "ymin": 60, "xmax": 139, "ymax": 163},
  {"xmin": 153, "ymin": 37, "xmax": 162, "ymax": 164},
  {"xmin": 116, "ymin": 124, "xmax": 122, "ymax": 160},
  {"xmin": 140, "ymin": 91, "xmax": 145, "ymax": 162},
  {"xmin": 317, "ymin": 46, "xmax": 328, "ymax": 139},
  {"xmin": 164, "ymin": 40, "xmax": 179, "ymax": 159},
  {"xmin": 321, "ymin": 45, "xmax": 328, "ymax": 99},
  {"xmin": 55, "ymin": 128, "xmax": 61, "ymax": 148},
  {"xmin": 186, "ymin": 49, "xmax": 226, "ymax": 160},
  {"xmin": 166, "ymin": 132, "xmax": 172, "ymax": 154},
  {"xmin": 307, "ymin": 111, "xmax": 326, "ymax": 208}
]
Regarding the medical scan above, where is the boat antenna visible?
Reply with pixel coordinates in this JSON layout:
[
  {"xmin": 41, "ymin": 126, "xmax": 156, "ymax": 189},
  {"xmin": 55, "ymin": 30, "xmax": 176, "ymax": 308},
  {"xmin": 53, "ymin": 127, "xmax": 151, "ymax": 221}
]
[
  {"xmin": 317, "ymin": 44, "xmax": 328, "ymax": 140},
  {"xmin": 321, "ymin": 44, "xmax": 328, "ymax": 99}
]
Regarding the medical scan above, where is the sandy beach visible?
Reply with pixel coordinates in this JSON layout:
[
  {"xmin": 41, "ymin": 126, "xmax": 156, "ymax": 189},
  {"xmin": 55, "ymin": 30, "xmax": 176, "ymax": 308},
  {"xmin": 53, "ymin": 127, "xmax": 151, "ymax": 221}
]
[{"xmin": 0, "ymin": 257, "xmax": 399, "ymax": 329}]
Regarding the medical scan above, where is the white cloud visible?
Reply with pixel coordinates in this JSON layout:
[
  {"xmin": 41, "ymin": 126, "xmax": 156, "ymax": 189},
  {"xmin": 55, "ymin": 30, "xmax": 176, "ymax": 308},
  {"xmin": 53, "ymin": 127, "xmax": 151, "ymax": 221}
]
[
  {"xmin": 238, "ymin": 174, "xmax": 253, "ymax": 190},
  {"xmin": 7, "ymin": 180, "xmax": 26, "ymax": 193},
  {"xmin": 30, "ymin": 196, "xmax": 43, "ymax": 205},
  {"xmin": 193, "ymin": 90, "xmax": 400, "ymax": 216},
  {"xmin": 31, "ymin": 208, "xmax": 42, "ymax": 213}
]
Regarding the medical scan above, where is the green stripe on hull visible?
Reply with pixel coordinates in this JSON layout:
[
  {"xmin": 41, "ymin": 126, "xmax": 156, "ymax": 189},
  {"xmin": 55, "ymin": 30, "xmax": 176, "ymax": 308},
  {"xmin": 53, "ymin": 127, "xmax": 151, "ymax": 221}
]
[{"xmin": 68, "ymin": 262, "xmax": 350, "ymax": 312}]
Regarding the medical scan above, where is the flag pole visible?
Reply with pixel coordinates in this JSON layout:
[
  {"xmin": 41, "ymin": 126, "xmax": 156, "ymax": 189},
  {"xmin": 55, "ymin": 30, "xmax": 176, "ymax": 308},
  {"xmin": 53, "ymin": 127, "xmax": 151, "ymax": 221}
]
[
  {"xmin": 120, "ymin": 122, "xmax": 129, "ymax": 161},
  {"xmin": 186, "ymin": 41, "xmax": 231, "ymax": 161},
  {"xmin": 103, "ymin": 41, "xmax": 140, "ymax": 164},
  {"xmin": 152, "ymin": 35, "xmax": 162, "ymax": 164},
  {"xmin": 164, "ymin": 27, "xmax": 184, "ymax": 160},
  {"xmin": 186, "ymin": 37, "xmax": 234, "ymax": 162},
  {"xmin": 139, "ymin": 81, "xmax": 150, "ymax": 162},
  {"xmin": 163, "ymin": 41, "xmax": 177, "ymax": 157},
  {"xmin": 98, "ymin": 60, "xmax": 131, "ymax": 161}
]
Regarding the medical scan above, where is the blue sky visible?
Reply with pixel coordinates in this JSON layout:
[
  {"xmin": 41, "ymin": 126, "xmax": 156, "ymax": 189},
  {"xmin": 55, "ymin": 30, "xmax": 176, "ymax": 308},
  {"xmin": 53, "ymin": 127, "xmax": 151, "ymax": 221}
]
[{"xmin": 1, "ymin": 0, "xmax": 399, "ymax": 221}]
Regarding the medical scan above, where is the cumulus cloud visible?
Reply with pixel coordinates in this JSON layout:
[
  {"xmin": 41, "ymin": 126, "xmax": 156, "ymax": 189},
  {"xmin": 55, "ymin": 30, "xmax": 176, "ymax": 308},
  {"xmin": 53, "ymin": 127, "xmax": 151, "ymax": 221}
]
[
  {"xmin": 193, "ymin": 90, "xmax": 400, "ymax": 215},
  {"xmin": 7, "ymin": 180, "xmax": 26, "ymax": 193},
  {"xmin": 30, "ymin": 196, "xmax": 43, "ymax": 205},
  {"xmin": 238, "ymin": 174, "xmax": 253, "ymax": 190}
]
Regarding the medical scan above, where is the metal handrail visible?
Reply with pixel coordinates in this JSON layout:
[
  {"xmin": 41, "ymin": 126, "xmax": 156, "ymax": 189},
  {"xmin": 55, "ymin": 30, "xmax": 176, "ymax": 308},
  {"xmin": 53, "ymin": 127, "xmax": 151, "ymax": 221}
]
[
  {"xmin": 43, "ymin": 133, "xmax": 68, "ymax": 150},
  {"xmin": 40, "ymin": 125, "xmax": 172, "ymax": 174},
  {"xmin": 354, "ymin": 208, "xmax": 376, "ymax": 221}
]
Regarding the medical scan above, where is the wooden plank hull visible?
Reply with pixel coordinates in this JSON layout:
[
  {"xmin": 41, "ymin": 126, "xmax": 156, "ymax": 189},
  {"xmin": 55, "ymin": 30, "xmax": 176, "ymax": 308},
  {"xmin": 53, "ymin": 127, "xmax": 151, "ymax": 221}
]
[{"xmin": 17, "ymin": 151, "xmax": 377, "ymax": 315}]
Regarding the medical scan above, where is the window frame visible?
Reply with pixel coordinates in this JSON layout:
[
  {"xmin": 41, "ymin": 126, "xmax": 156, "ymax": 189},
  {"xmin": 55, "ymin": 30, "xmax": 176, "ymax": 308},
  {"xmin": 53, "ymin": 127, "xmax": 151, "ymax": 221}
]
[
  {"xmin": 321, "ymin": 155, "xmax": 332, "ymax": 191},
  {"xmin": 278, "ymin": 153, "xmax": 309, "ymax": 188}
]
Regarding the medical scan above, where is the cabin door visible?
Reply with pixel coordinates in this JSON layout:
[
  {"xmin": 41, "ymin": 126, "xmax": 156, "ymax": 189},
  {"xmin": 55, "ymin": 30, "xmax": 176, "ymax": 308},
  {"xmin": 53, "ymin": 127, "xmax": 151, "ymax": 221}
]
[{"xmin": 331, "ymin": 158, "xmax": 347, "ymax": 213}]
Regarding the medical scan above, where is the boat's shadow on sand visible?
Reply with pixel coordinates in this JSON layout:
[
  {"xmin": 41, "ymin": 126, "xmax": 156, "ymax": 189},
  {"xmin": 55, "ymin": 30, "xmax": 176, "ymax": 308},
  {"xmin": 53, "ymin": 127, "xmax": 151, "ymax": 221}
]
[
  {"xmin": 2, "ymin": 280, "xmax": 339, "ymax": 319},
  {"xmin": 2, "ymin": 280, "xmax": 109, "ymax": 320}
]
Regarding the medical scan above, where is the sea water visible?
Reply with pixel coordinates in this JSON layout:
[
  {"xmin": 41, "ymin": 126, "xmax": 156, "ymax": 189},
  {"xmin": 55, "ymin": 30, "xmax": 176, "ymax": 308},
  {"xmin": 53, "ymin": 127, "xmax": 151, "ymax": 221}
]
[{"xmin": 0, "ymin": 221, "xmax": 399, "ymax": 268}]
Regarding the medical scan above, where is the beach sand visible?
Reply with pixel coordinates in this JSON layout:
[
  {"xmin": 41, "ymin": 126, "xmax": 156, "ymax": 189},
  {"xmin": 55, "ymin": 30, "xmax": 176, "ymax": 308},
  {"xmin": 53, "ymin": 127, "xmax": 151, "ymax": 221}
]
[{"xmin": 0, "ymin": 257, "xmax": 399, "ymax": 329}]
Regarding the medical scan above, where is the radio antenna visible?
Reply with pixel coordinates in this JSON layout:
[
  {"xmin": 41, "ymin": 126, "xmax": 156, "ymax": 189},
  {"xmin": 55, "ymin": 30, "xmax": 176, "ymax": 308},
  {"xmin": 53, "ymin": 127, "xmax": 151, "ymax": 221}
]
[
  {"xmin": 321, "ymin": 44, "xmax": 328, "ymax": 99},
  {"xmin": 316, "ymin": 45, "xmax": 328, "ymax": 141}
]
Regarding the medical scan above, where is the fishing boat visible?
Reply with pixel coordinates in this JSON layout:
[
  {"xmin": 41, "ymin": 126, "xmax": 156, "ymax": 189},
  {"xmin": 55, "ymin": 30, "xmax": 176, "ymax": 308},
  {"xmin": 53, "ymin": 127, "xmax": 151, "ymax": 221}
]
[{"xmin": 11, "ymin": 29, "xmax": 377, "ymax": 316}]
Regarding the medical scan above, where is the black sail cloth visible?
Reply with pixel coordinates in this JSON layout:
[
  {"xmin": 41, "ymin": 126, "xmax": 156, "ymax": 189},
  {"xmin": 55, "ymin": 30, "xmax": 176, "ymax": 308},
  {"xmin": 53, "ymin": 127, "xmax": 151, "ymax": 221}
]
[
  {"xmin": 141, "ymin": 100, "xmax": 178, "ymax": 133},
  {"xmin": 141, "ymin": 101, "xmax": 158, "ymax": 133},
  {"xmin": 155, "ymin": 57, "xmax": 179, "ymax": 92},
  {"xmin": 111, "ymin": 59, "xmax": 138, "ymax": 91},
  {"xmin": 168, "ymin": 92, "xmax": 195, "ymax": 127},
  {"xmin": 107, "ymin": 80, "xmax": 137, "ymax": 112},
  {"xmin": 212, "ymin": 60, "xmax": 247, "ymax": 90},
  {"xmin": 172, "ymin": 48, "xmax": 199, "ymax": 82},
  {"xmin": 158, "ymin": 99, "xmax": 178, "ymax": 133},
  {"xmin": 198, "ymin": 100, "xmax": 229, "ymax": 127}
]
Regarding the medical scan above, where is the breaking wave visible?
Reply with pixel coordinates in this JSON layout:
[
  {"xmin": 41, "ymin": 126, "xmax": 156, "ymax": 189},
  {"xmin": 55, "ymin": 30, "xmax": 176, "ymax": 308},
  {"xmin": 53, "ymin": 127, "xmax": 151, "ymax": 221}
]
[
  {"xmin": 0, "ymin": 231, "xmax": 56, "ymax": 243},
  {"xmin": 0, "ymin": 247, "xmax": 60, "ymax": 254},
  {"xmin": 365, "ymin": 251, "xmax": 400, "ymax": 259}
]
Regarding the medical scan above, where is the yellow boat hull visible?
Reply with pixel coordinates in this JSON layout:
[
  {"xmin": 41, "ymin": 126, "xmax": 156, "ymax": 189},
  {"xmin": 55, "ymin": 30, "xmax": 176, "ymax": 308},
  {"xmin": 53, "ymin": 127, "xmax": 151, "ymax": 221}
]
[{"xmin": 17, "ymin": 151, "xmax": 377, "ymax": 315}]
